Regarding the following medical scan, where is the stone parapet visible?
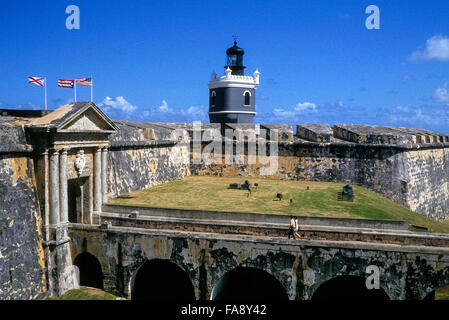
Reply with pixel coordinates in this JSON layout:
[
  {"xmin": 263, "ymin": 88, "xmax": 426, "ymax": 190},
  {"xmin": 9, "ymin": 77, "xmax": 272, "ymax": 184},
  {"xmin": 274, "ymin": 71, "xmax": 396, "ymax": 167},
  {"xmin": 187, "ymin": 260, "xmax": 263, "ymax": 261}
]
[
  {"xmin": 332, "ymin": 124, "xmax": 449, "ymax": 147},
  {"xmin": 98, "ymin": 211, "xmax": 449, "ymax": 248},
  {"xmin": 296, "ymin": 124, "xmax": 334, "ymax": 143},
  {"xmin": 102, "ymin": 204, "xmax": 410, "ymax": 231}
]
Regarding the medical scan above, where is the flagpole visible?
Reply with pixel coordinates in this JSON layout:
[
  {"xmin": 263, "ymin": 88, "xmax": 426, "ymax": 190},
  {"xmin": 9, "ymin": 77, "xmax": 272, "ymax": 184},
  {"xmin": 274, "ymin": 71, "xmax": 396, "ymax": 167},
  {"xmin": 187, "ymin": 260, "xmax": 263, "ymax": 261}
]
[
  {"xmin": 74, "ymin": 82, "xmax": 77, "ymax": 103},
  {"xmin": 91, "ymin": 76, "xmax": 93, "ymax": 102},
  {"xmin": 44, "ymin": 77, "xmax": 47, "ymax": 110}
]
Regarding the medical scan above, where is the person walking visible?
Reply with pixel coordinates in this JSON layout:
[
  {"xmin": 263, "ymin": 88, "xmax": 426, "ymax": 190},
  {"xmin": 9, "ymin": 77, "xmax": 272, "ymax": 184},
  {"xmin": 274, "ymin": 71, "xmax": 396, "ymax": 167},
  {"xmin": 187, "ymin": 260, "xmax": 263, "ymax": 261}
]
[
  {"xmin": 294, "ymin": 216, "xmax": 301, "ymax": 239},
  {"xmin": 288, "ymin": 216, "xmax": 296, "ymax": 239}
]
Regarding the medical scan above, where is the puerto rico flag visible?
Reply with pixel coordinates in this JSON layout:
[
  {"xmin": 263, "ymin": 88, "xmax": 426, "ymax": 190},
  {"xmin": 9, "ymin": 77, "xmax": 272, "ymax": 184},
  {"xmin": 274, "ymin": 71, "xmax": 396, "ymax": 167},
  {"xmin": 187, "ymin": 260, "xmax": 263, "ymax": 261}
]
[
  {"xmin": 28, "ymin": 76, "xmax": 45, "ymax": 87},
  {"xmin": 75, "ymin": 77, "xmax": 92, "ymax": 86},
  {"xmin": 58, "ymin": 79, "xmax": 74, "ymax": 88}
]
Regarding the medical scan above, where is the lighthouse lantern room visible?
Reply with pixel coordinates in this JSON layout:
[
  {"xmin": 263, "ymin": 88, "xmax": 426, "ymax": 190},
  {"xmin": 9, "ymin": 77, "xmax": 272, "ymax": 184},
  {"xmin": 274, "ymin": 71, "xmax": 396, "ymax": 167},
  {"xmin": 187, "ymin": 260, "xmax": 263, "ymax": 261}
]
[{"xmin": 208, "ymin": 41, "xmax": 260, "ymax": 124}]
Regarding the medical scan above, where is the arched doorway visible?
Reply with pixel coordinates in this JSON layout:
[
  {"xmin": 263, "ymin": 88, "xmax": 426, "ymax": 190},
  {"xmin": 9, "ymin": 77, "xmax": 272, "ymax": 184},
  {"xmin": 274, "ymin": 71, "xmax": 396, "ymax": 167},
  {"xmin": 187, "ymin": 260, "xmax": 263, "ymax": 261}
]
[
  {"xmin": 311, "ymin": 275, "xmax": 390, "ymax": 300},
  {"xmin": 131, "ymin": 259, "xmax": 195, "ymax": 300},
  {"xmin": 211, "ymin": 267, "xmax": 289, "ymax": 300},
  {"xmin": 73, "ymin": 252, "xmax": 103, "ymax": 289}
]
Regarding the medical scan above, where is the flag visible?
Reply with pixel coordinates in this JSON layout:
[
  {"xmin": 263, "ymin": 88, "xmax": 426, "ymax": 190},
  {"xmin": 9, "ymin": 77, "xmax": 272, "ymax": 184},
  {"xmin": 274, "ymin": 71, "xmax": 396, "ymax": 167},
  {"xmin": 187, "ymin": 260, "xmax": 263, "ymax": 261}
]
[
  {"xmin": 28, "ymin": 76, "xmax": 45, "ymax": 87},
  {"xmin": 28, "ymin": 76, "xmax": 47, "ymax": 110},
  {"xmin": 75, "ymin": 77, "xmax": 92, "ymax": 86},
  {"xmin": 58, "ymin": 79, "xmax": 74, "ymax": 88}
]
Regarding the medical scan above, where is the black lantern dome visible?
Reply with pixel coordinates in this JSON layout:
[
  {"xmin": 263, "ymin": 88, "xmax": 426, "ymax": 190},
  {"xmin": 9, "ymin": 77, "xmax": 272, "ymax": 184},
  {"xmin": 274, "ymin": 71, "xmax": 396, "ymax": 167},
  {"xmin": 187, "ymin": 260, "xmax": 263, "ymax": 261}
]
[{"xmin": 225, "ymin": 41, "xmax": 246, "ymax": 75}]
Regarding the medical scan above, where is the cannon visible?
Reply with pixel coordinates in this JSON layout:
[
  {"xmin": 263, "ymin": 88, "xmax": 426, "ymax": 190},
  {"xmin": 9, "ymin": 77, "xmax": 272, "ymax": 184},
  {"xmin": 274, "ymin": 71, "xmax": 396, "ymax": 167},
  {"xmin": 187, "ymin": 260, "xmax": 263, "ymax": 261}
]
[{"xmin": 338, "ymin": 185, "xmax": 354, "ymax": 202}]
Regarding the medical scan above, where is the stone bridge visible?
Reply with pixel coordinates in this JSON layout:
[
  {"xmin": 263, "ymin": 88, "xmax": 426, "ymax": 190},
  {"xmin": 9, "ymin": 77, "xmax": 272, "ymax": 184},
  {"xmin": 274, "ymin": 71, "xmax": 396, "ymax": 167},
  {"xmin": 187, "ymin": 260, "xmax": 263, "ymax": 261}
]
[{"xmin": 67, "ymin": 210, "xmax": 449, "ymax": 300}]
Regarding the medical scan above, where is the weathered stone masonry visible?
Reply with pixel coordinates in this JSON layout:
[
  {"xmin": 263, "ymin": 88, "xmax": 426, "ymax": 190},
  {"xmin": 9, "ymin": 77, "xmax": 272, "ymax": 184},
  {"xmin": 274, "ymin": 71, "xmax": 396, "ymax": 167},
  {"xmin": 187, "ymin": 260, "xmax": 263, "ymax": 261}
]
[
  {"xmin": 191, "ymin": 123, "xmax": 449, "ymax": 221},
  {"xmin": 68, "ymin": 225, "xmax": 449, "ymax": 300},
  {"xmin": 0, "ymin": 105, "xmax": 192, "ymax": 299},
  {"xmin": 1, "ymin": 103, "xmax": 449, "ymax": 300},
  {"xmin": 106, "ymin": 121, "xmax": 190, "ymax": 198},
  {"xmin": 0, "ymin": 153, "xmax": 47, "ymax": 300}
]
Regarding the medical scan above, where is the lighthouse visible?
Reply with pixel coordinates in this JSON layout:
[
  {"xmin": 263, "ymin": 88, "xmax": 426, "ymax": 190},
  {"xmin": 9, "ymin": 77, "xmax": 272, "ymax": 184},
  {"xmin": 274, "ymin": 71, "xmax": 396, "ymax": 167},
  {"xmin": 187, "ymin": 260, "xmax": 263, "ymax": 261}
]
[{"xmin": 208, "ymin": 41, "xmax": 260, "ymax": 123}]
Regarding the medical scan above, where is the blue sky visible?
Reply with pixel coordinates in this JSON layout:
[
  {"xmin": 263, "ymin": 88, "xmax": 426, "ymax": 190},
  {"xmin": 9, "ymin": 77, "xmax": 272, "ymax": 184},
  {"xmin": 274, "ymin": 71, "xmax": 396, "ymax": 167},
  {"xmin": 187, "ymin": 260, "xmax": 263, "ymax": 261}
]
[{"xmin": 1, "ymin": 0, "xmax": 449, "ymax": 133}]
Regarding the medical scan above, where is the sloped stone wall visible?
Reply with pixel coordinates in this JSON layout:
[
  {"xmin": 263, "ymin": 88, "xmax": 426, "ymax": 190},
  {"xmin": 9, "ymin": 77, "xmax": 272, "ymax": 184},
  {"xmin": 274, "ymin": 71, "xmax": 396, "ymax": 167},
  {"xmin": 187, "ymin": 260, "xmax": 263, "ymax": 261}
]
[
  {"xmin": 106, "ymin": 121, "xmax": 191, "ymax": 198},
  {"xmin": 0, "ymin": 155, "xmax": 47, "ymax": 299},
  {"xmin": 191, "ymin": 142, "xmax": 449, "ymax": 221},
  {"xmin": 107, "ymin": 144, "xmax": 190, "ymax": 198}
]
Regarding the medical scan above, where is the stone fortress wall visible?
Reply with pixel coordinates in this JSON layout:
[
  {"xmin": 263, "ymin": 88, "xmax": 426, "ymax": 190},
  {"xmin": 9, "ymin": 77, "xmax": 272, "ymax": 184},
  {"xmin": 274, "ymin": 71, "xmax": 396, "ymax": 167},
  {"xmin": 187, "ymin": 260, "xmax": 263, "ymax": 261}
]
[
  {"xmin": 0, "ymin": 113, "xmax": 192, "ymax": 299},
  {"xmin": 106, "ymin": 121, "xmax": 191, "ymax": 197},
  {"xmin": 191, "ymin": 123, "xmax": 449, "ymax": 221},
  {"xmin": 0, "ymin": 118, "xmax": 46, "ymax": 300},
  {"xmin": 1, "ymin": 103, "xmax": 449, "ymax": 299}
]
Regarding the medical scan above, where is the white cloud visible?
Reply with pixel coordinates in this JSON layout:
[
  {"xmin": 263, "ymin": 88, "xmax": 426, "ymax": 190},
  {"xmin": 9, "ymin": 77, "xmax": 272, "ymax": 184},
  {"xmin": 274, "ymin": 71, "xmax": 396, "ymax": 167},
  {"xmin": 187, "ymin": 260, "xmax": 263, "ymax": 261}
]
[
  {"xmin": 155, "ymin": 100, "xmax": 205, "ymax": 118},
  {"xmin": 390, "ymin": 105, "xmax": 438, "ymax": 125},
  {"xmin": 98, "ymin": 96, "xmax": 138, "ymax": 113},
  {"xmin": 158, "ymin": 99, "xmax": 173, "ymax": 113},
  {"xmin": 395, "ymin": 106, "xmax": 411, "ymax": 113},
  {"xmin": 295, "ymin": 102, "xmax": 317, "ymax": 112},
  {"xmin": 181, "ymin": 106, "xmax": 204, "ymax": 116},
  {"xmin": 409, "ymin": 35, "xmax": 449, "ymax": 62},
  {"xmin": 97, "ymin": 97, "xmax": 205, "ymax": 121},
  {"xmin": 433, "ymin": 82, "xmax": 449, "ymax": 104},
  {"xmin": 274, "ymin": 102, "xmax": 317, "ymax": 119}
]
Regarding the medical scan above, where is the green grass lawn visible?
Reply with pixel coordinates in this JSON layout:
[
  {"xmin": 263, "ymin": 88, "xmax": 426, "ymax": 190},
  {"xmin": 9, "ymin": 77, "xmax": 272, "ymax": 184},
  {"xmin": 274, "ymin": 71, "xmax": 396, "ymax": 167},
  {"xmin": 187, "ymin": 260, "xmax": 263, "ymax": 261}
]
[
  {"xmin": 48, "ymin": 286, "xmax": 117, "ymax": 300},
  {"xmin": 436, "ymin": 286, "xmax": 449, "ymax": 300},
  {"xmin": 107, "ymin": 176, "xmax": 449, "ymax": 233}
]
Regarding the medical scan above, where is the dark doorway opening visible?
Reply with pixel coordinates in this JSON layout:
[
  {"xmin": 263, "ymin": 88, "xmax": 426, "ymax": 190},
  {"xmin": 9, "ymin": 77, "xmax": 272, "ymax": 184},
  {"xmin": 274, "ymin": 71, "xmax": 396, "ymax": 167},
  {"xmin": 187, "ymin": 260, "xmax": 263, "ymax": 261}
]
[
  {"xmin": 211, "ymin": 267, "xmax": 289, "ymax": 301},
  {"xmin": 311, "ymin": 275, "xmax": 390, "ymax": 300},
  {"xmin": 68, "ymin": 177, "xmax": 90, "ymax": 223},
  {"xmin": 74, "ymin": 252, "xmax": 103, "ymax": 290},
  {"xmin": 131, "ymin": 259, "xmax": 195, "ymax": 300}
]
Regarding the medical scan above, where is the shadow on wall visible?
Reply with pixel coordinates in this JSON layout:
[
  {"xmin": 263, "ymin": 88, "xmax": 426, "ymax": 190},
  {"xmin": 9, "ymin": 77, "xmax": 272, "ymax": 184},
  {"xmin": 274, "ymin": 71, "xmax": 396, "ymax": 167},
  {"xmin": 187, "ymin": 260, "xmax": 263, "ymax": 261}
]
[
  {"xmin": 131, "ymin": 259, "xmax": 196, "ymax": 300},
  {"xmin": 311, "ymin": 275, "xmax": 389, "ymax": 300},
  {"xmin": 73, "ymin": 252, "xmax": 104, "ymax": 290},
  {"xmin": 211, "ymin": 267, "xmax": 289, "ymax": 301}
]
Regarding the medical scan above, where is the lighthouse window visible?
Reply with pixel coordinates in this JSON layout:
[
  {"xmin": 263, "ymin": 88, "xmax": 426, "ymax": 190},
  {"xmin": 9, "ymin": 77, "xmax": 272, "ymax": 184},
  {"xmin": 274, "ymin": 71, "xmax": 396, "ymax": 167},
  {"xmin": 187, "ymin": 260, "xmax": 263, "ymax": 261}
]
[
  {"xmin": 227, "ymin": 55, "xmax": 238, "ymax": 66},
  {"xmin": 244, "ymin": 91, "xmax": 251, "ymax": 106},
  {"xmin": 211, "ymin": 91, "xmax": 216, "ymax": 106}
]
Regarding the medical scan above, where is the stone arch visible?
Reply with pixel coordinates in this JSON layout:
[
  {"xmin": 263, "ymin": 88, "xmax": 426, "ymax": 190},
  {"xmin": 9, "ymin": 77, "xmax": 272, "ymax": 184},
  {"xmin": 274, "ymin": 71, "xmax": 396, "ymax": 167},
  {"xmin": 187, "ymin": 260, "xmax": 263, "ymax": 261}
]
[
  {"xmin": 73, "ymin": 252, "xmax": 104, "ymax": 290},
  {"xmin": 406, "ymin": 260, "xmax": 449, "ymax": 300},
  {"xmin": 130, "ymin": 259, "xmax": 196, "ymax": 300},
  {"xmin": 311, "ymin": 275, "xmax": 390, "ymax": 300},
  {"xmin": 211, "ymin": 266, "xmax": 289, "ymax": 301}
]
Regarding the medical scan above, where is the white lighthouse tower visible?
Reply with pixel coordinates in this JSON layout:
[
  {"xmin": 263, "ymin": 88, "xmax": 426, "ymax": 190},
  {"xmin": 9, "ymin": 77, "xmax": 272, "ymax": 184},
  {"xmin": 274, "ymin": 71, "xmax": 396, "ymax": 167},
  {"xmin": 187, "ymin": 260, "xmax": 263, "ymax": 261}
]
[{"xmin": 208, "ymin": 41, "xmax": 260, "ymax": 123}]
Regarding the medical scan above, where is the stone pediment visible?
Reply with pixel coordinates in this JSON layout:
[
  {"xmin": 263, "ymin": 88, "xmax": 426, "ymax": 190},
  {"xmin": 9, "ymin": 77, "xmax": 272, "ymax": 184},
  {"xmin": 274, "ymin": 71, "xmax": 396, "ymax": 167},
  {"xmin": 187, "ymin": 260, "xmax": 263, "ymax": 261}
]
[
  {"xmin": 60, "ymin": 107, "xmax": 114, "ymax": 132},
  {"xmin": 29, "ymin": 102, "xmax": 118, "ymax": 133}
]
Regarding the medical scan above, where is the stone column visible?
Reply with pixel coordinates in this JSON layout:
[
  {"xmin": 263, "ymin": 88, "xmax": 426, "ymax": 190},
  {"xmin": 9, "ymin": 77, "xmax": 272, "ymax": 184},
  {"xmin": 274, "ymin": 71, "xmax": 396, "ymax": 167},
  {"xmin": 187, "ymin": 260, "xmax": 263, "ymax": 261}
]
[
  {"xmin": 102, "ymin": 147, "xmax": 108, "ymax": 204},
  {"xmin": 49, "ymin": 149, "xmax": 60, "ymax": 227},
  {"xmin": 94, "ymin": 147, "xmax": 102, "ymax": 212},
  {"xmin": 41, "ymin": 150, "xmax": 50, "ymax": 241},
  {"xmin": 59, "ymin": 148, "xmax": 69, "ymax": 225}
]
